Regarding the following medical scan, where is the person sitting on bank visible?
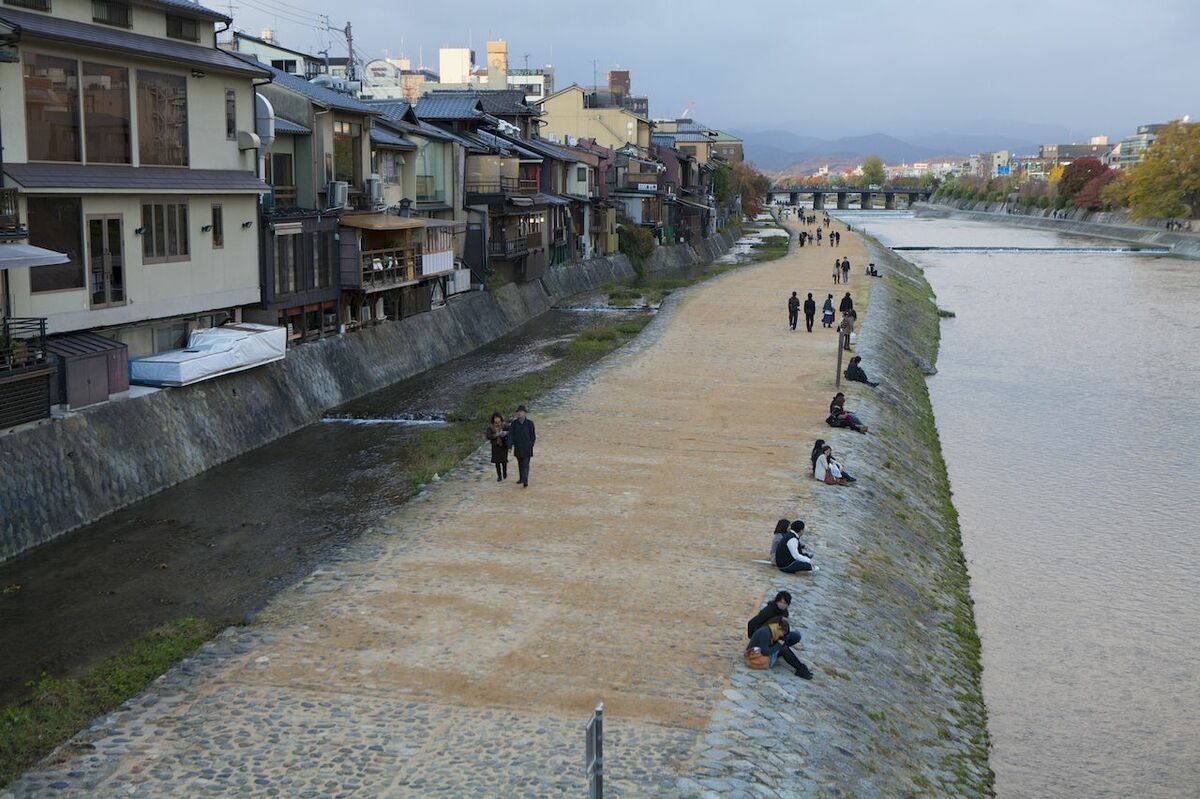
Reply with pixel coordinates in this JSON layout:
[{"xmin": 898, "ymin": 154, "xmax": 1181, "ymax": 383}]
[
  {"xmin": 815, "ymin": 444, "xmax": 856, "ymax": 485},
  {"xmin": 844, "ymin": 356, "xmax": 880, "ymax": 387},
  {"xmin": 828, "ymin": 392, "xmax": 868, "ymax": 433},
  {"xmin": 746, "ymin": 616, "xmax": 813, "ymax": 680},
  {"xmin": 747, "ymin": 590, "xmax": 793, "ymax": 638},
  {"xmin": 485, "ymin": 412, "xmax": 511, "ymax": 481},
  {"xmin": 774, "ymin": 519, "xmax": 818, "ymax": 573}
]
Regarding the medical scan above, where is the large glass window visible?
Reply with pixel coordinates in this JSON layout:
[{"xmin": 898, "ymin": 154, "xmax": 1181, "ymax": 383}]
[
  {"xmin": 333, "ymin": 120, "xmax": 360, "ymax": 184},
  {"xmin": 415, "ymin": 141, "xmax": 445, "ymax": 202},
  {"xmin": 141, "ymin": 201, "xmax": 189, "ymax": 262},
  {"xmin": 23, "ymin": 53, "xmax": 79, "ymax": 162},
  {"xmin": 82, "ymin": 62, "xmax": 131, "ymax": 164},
  {"xmin": 27, "ymin": 197, "xmax": 85, "ymax": 292},
  {"xmin": 137, "ymin": 70, "xmax": 188, "ymax": 166}
]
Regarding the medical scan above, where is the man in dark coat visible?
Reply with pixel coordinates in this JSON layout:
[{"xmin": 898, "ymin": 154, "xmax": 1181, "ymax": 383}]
[
  {"xmin": 839, "ymin": 292, "xmax": 854, "ymax": 314},
  {"xmin": 803, "ymin": 292, "xmax": 817, "ymax": 332},
  {"xmin": 788, "ymin": 291, "xmax": 800, "ymax": 330},
  {"xmin": 509, "ymin": 404, "xmax": 536, "ymax": 487}
]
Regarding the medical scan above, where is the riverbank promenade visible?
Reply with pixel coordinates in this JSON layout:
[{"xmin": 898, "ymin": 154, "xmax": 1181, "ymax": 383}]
[{"xmin": 11, "ymin": 225, "xmax": 876, "ymax": 796}]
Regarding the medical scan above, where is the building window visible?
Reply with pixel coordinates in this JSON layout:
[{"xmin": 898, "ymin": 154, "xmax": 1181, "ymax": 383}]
[
  {"xmin": 576, "ymin": 166, "xmax": 587, "ymax": 182},
  {"xmin": 83, "ymin": 62, "xmax": 131, "ymax": 164},
  {"xmin": 224, "ymin": 88, "xmax": 236, "ymax": 140},
  {"xmin": 211, "ymin": 204, "xmax": 223, "ymax": 248},
  {"xmin": 27, "ymin": 197, "xmax": 85, "ymax": 292},
  {"xmin": 3, "ymin": 0, "xmax": 51, "ymax": 10},
  {"xmin": 378, "ymin": 151, "xmax": 400, "ymax": 184},
  {"xmin": 270, "ymin": 59, "xmax": 298, "ymax": 74},
  {"xmin": 137, "ymin": 70, "xmax": 188, "ymax": 166},
  {"xmin": 165, "ymin": 15, "xmax": 200, "ymax": 42},
  {"xmin": 92, "ymin": 0, "xmax": 129, "ymax": 26},
  {"xmin": 415, "ymin": 141, "xmax": 445, "ymax": 202},
  {"xmin": 23, "ymin": 53, "xmax": 79, "ymax": 162},
  {"xmin": 333, "ymin": 120, "xmax": 361, "ymax": 184},
  {"xmin": 141, "ymin": 201, "xmax": 190, "ymax": 263}
]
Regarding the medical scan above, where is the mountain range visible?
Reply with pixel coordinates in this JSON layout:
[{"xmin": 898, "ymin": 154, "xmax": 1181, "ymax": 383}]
[{"xmin": 734, "ymin": 128, "xmax": 1061, "ymax": 175}]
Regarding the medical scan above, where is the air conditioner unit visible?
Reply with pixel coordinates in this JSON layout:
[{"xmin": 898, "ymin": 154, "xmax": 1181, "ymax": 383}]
[
  {"xmin": 327, "ymin": 180, "xmax": 349, "ymax": 209},
  {"xmin": 365, "ymin": 175, "xmax": 383, "ymax": 204}
]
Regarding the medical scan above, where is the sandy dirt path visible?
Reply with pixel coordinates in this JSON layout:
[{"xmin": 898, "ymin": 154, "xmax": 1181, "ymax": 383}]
[{"xmin": 15, "ymin": 216, "xmax": 873, "ymax": 797}]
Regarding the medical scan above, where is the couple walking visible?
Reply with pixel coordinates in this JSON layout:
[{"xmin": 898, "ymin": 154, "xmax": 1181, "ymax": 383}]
[
  {"xmin": 788, "ymin": 292, "xmax": 818, "ymax": 332},
  {"xmin": 486, "ymin": 405, "xmax": 537, "ymax": 487}
]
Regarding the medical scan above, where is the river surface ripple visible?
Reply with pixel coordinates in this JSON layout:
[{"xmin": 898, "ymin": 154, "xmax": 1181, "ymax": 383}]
[{"xmin": 840, "ymin": 211, "xmax": 1200, "ymax": 799}]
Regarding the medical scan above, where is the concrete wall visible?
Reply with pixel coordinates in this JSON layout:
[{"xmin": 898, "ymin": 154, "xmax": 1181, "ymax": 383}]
[
  {"xmin": 0, "ymin": 237, "xmax": 731, "ymax": 560},
  {"xmin": 918, "ymin": 200, "xmax": 1200, "ymax": 259}
]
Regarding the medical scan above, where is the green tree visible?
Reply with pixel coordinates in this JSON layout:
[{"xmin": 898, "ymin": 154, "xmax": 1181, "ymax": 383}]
[
  {"xmin": 860, "ymin": 155, "xmax": 885, "ymax": 186},
  {"xmin": 1124, "ymin": 121, "xmax": 1200, "ymax": 219}
]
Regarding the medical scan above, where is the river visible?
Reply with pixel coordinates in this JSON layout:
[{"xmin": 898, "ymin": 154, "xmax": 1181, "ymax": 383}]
[{"xmin": 838, "ymin": 211, "xmax": 1200, "ymax": 798}]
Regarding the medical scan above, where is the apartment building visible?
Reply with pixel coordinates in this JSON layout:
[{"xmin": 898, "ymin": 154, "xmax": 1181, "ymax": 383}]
[{"xmin": 0, "ymin": 0, "xmax": 269, "ymax": 358}]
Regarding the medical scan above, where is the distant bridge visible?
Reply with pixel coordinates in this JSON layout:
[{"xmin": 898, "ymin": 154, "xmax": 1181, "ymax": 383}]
[{"xmin": 768, "ymin": 186, "xmax": 933, "ymax": 210}]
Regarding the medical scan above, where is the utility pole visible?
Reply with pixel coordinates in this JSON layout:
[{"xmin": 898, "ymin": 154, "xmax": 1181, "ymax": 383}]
[
  {"xmin": 344, "ymin": 21, "xmax": 355, "ymax": 81},
  {"xmin": 835, "ymin": 328, "xmax": 844, "ymax": 388}
]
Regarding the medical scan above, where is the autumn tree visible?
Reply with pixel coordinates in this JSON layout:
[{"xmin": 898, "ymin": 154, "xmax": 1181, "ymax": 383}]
[
  {"xmin": 860, "ymin": 155, "xmax": 885, "ymax": 186},
  {"xmin": 1122, "ymin": 121, "xmax": 1200, "ymax": 219},
  {"xmin": 1074, "ymin": 169, "xmax": 1120, "ymax": 210},
  {"xmin": 1057, "ymin": 157, "xmax": 1108, "ymax": 201}
]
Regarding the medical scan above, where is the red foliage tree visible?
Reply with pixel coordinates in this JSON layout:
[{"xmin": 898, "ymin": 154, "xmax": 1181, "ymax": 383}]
[
  {"xmin": 1074, "ymin": 169, "xmax": 1120, "ymax": 210},
  {"xmin": 1058, "ymin": 157, "xmax": 1108, "ymax": 201}
]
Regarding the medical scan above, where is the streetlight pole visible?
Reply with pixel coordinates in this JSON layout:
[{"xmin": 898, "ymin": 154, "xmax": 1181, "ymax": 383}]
[{"xmin": 835, "ymin": 331, "xmax": 844, "ymax": 388}]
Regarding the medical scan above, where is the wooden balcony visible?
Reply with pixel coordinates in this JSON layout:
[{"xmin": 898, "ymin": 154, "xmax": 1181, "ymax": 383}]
[
  {"xmin": 518, "ymin": 177, "xmax": 540, "ymax": 194},
  {"xmin": 466, "ymin": 177, "xmax": 519, "ymax": 204},
  {"xmin": 361, "ymin": 246, "xmax": 420, "ymax": 290},
  {"xmin": 488, "ymin": 232, "xmax": 542, "ymax": 260},
  {"xmin": 0, "ymin": 317, "xmax": 52, "ymax": 429}
]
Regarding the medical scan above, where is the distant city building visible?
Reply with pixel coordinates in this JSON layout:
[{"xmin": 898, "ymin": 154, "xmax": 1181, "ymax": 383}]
[
  {"xmin": 223, "ymin": 29, "xmax": 327, "ymax": 79},
  {"xmin": 1117, "ymin": 123, "xmax": 1168, "ymax": 168},
  {"xmin": 439, "ymin": 48, "xmax": 476, "ymax": 84},
  {"xmin": 1089, "ymin": 135, "xmax": 1109, "ymax": 146},
  {"xmin": 652, "ymin": 119, "xmax": 743, "ymax": 163},
  {"xmin": 1039, "ymin": 141, "xmax": 1113, "ymax": 165}
]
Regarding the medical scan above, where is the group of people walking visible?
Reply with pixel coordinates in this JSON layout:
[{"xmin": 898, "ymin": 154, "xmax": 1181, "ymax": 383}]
[
  {"xmin": 486, "ymin": 406, "xmax": 537, "ymax": 487},
  {"xmin": 832, "ymin": 257, "xmax": 851, "ymax": 284}
]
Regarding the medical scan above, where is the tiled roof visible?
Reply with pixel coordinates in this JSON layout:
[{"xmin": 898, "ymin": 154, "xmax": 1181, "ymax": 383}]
[
  {"xmin": 246, "ymin": 57, "xmax": 379, "ymax": 114},
  {"xmin": 0, "ymin": 7, "xmax": 269, "ymax": 77},
  {"xmin": 370, "ymin": 126, "xmax": 416, "ymax": 149},
  {"xmin": 519, "ymin": 137, "xmax": 581, "ymax": 163},
  {"xmin": 273, "ymin": 117, "xmax": 311, "ymax": 135},
  {"xmin": 366, "ymin": 100, "xmax": 412, "ymax": 122},
  {"xmin": 414, "ymin": 95, "xmax": 485, "ymax": 120},
  {"xmin": 426, "ymin": 89, "xmax": 539, "ymax": 117},
  {"xmin": 5, "ymin": 163, "xmax": 268, "ymax": 192}
]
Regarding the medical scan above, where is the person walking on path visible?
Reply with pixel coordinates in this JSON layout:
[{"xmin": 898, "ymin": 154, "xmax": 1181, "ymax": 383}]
[
  {"xmin": 821, "ymin": 294, "xmax": 835, "ymax": 328},
  {"xmin": 509, "ymin": 405, "xmax": 536, "ymax": 487},
  {"xmin": 838, "ymin": 311, "xmax": 855, "ymax": 351},
  {"xmin": 803, "ymin": 293, "xmax": 816, "ymax": 332},
  {"xmin": 816, "ymin": 228, "xmax": 822, "ymax": 245},
  {"xmin": 788, "ymin": 291, "xmax": 800, "ymax": 331},
  {"xmin": 839, "ymin": 292, "xmax": 854, "ymax": 315},
  {"xmin": 486, "ymin": 412, "xmax": 511, "ymax": 482},
  {"xmin": 832, "ymin": 259, "xmax": 840, "ymax": 285},
  {"xmin": 841, "ymin": 258, "xmax": 850, "ymax": 283}
]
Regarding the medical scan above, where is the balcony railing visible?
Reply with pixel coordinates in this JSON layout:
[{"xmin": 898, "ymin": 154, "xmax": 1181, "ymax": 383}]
[
  {"xmin": 518, "ymin": 177, "xmax": 539, "ymax": 194},
  {"xmin": 625, "ymin": 172, "xmax": 660, "ymax": 190},
  {"xmin": 361, "ymin": 246, "xmax": 420, "ymax": 289},
  {"xmin": 270, "ymin": 185, "xmax": 298, "ymax": 207},
  {"xmin": 466, "ymin": 177, "xmax": 519, "ymax": 197},
  {"xmin": 488, "ymin": 232, "xmax": 542, "ymax": 259},
  {"xmin": 1, "ymin": 317, "xmax": 47, "ymax": 372},
  {"xmin": 0, "ymin": 188, "xmax": 25, "ymax": 239}
]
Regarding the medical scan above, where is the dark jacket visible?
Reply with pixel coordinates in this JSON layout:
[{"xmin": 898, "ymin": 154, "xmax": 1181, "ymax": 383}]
[
  {"xmin": 845, "ymin": 363, "xmax": 876, "ymax": 386},
  {"xmin": 803, "ymin": 297, "xmax": 816, "ymax": 316},
  {"xmin": 823, "ymin": 297, "xmax": 834, "ymax": 313},
  {"xmin": 788, "ymin": 295, "xmax": 800, "ymax": 313},
  {"xmin": 509, "ymin": 417, "xmax": 536, "ymax": 458},
  {"xmin": 486, "ymin": 424, "xmax": 510, "ymax": 464},
  {"xmin": 839, "ymin": 294, "xmax": 854, "ymax": 313},
  {"xmin": 747, "ymin": 624, "xmax": 775, "ymax": 653},
  {"xmin": 747, "ymin": 602, "xmax": 788, "ymax": 639}
]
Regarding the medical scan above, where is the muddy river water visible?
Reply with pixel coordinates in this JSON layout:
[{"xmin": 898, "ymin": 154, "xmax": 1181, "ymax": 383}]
[{"xmin": 842, "ymin": 211, "xmax": 1200, "ymax": 799}]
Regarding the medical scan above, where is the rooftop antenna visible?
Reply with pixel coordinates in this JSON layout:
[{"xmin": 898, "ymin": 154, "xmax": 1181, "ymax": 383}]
[
  {"xmin": 523, "ymin": 53, "xmax": 530, "ymax": 70},
  {"xmin": 591, "ymin": 58, "xmax": 598, "ymax": 90}
]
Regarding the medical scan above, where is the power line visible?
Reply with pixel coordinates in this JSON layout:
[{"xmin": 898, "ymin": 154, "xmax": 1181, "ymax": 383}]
[
  {"xmin": 238, "ymin": 0, "xmax": 323, "ymax": 26},
  {"xmin": 240, "ymin": 0, "xmax": 323, "ymax": 21}
]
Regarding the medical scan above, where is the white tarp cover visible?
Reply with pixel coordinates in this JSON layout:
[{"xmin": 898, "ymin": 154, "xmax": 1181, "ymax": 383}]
[
  {"xmin": 129, "ymin": 323, "xmax": 286, "ymax": 387},
  {"xmin": 0, "ymin": 243, "xmax": 69, "ymax": 271}
]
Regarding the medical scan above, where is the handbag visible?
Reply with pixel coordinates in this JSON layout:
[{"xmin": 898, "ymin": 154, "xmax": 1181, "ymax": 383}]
[
  {"xmin": 745, "ymin": 649, "xmax": 770, "ymax": 670},
  {"xmin": 824, "ymin": 471, "xmax": 838, "ymax": 485}
]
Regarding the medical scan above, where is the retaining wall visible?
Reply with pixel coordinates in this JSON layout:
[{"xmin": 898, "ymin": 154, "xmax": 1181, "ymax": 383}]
[
  {"xmin": 1, "ymin": 236, "xmax": 732, "ymax": 560},
  {"xmin": 916, "ymin": 200, "xmax": 1200, "ymax": 258}
]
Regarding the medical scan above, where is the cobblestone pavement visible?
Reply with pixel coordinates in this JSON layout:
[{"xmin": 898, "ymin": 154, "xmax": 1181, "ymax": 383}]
[{"xmin": 10, "ymin": 224, "xmax": 986, "ymax": 797}]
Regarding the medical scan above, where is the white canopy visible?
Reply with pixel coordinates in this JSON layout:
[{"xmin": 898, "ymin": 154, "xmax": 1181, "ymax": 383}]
[
  {"xmin": 0, "ymin": 243, "xmax": 69, "ymax": 271},
  {"xmin": 129, "ymin": 323, "xmax": 286, "ymax": 387}
]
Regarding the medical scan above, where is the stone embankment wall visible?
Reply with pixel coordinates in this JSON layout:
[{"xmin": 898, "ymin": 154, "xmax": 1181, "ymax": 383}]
[
  {"xmin": 690, "ymin": 234, "xmax": 994, "ymax": 795},
  {"xmin": 0, "ymin": 236, "xmax": 732, "ymax": 561},
  {"xmin": 917, "ymin": 199, "xmax": 1200, "ymax": 258}
]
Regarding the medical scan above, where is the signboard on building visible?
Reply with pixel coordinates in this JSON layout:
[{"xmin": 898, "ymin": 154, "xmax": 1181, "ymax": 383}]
[
  {"xmin": 636, "ymin": 183, "xmax": 658, "ymax": 192},
  {"xmin": 996, "ymin": 165, "xmax": 1011, "ymax": 176}
]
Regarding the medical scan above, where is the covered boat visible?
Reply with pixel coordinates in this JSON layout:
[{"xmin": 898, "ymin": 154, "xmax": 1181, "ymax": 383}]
[{"xmin": 129, "ymin": 323, "xmax": 286, "ymax": 387}]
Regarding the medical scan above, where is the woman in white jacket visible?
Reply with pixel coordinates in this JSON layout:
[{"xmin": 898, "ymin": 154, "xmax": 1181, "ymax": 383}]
[{"xmin": 814, "ymin": 444, "xmax": 856, "ymax": 485}]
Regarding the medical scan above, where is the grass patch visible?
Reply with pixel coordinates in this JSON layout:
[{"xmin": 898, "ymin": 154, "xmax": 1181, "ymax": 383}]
[
  {"xmin": 607, "ymin": 288, "xmax": 643, "ymax": 308},
  {"xmin": 1, "ymin": 617, "xmax": 216, "ymax": 787}
]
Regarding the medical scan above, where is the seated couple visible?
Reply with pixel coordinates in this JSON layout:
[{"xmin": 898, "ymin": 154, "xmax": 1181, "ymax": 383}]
[
  {"xmin": 827, "ymin": 392, "xmax": 868, "ymax": 433},
  {"xmin": 745, "ymin": 591, "xmax": 813, "ymax": 680},
  {"xmin": 770, "ymin": 519, "xmax": 818, "ymax": 573},
  {"xmin": 812, "ymin": 439, "xmax": 856, "ymax": 485}
]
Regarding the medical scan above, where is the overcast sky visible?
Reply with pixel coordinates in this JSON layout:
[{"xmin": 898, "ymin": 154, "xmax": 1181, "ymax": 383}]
[{"xmin": 228, "ymin": 0, "xmax": 1198, "ymax": 142}]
